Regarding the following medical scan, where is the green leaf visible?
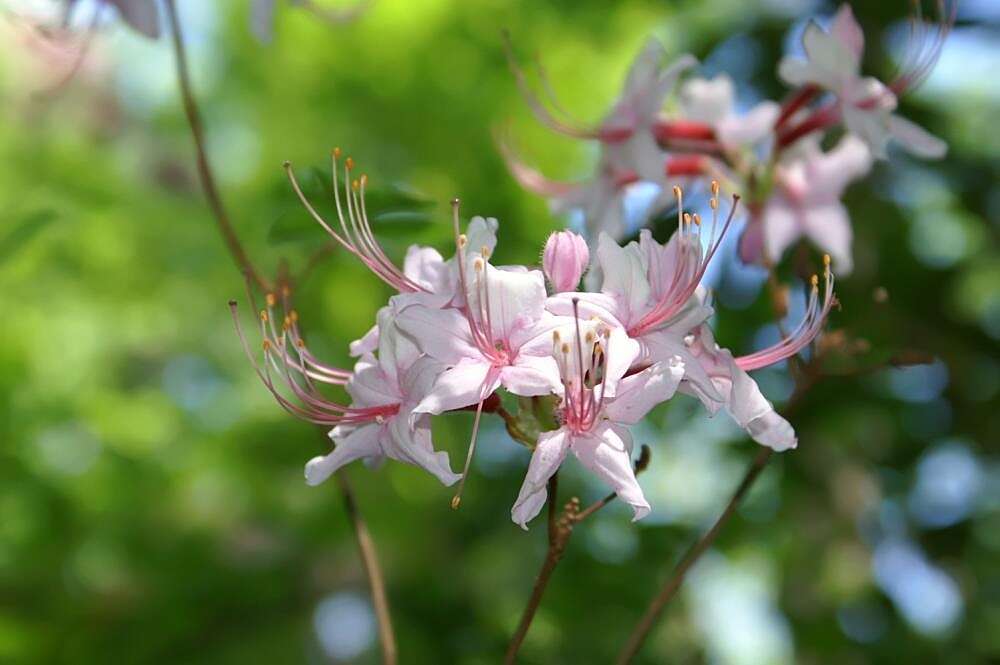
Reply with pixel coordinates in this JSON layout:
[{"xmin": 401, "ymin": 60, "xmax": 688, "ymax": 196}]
[{"xmin": 0, "ymin": 209, "xmax": 58, "ymax": 264}]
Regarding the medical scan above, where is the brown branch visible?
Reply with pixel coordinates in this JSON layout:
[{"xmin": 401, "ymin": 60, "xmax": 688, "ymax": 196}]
[
  {"xmin": 504, "ymin": 473, "xmax": 578, "ymax": 665},
  {"xmin": 333, "ymin": 470, "xmax": 398, "ymax": 665},
  {"xmin": 166, "ymin": 3, "xmax": 394, "ymax": 659},
  {"xmin": 164, "ymin": 0, "xmax": 271, "ymax": 293},
  {"xmin": 614, "ymin": 446, "xmax": 773, "ymax": 665},
  {"xmin": 614, "ymin": 370, "xmax": 815, "ymax": 664},
  {"xmin": 504, "ymin": 446, "xmax": 652, "ymax": 663}
]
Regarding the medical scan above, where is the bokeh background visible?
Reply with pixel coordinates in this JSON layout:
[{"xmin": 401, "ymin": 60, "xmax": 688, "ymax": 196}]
[{"xmin": 1, "ymin": 0, "xmax": 998, "ymax": 663}]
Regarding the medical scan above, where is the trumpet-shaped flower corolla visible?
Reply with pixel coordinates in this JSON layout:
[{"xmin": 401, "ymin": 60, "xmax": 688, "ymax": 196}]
[{"xmin": 511, "ymin": 307, "xmax": 684, "ymax": 528}]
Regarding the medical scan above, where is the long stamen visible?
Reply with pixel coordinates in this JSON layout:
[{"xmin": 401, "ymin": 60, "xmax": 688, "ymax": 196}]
[
  {"xmin": 735, "ymin": 255, "xmax": 836, "ymax": 371},
  {"xmin": 451, "ymin": 381, "xmax": 490, "ymax": 510}
]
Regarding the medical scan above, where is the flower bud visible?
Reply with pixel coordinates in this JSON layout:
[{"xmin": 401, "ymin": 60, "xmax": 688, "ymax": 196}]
[{"xmin": 542, "ymin": 230, "xmax": 589, "ymax": 292}]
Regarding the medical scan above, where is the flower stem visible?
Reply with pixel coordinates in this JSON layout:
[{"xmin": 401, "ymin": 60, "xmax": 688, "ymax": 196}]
[
  {"xmin": 614, "ymin": 446, "xmax": 773, "ymax": 665},
  {"xmin": 333, "ymin": 470, "xmax": 398, "ymax": 665},
  {"xmin": 504, "ymin": 446, "xmax": 651, "ymax": 663},
  {"xmin": 164, "ymin": 0, "xmax": 271, "ymax": 293},
  {"xmin": 504, "ymin": 473, "xmax": 577, "ymax": 665},
  {"xmin": 165, "ymin": 3, "xmax": 395, "ymax": 660}
]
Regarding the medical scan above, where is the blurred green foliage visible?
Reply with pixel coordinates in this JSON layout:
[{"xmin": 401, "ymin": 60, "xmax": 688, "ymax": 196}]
[{"xmin": 0, "ymin": 0, "xmax": 997, "ymax": 663}]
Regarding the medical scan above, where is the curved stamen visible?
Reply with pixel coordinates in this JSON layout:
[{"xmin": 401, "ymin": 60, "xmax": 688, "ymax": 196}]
[
  {"xmin": 735, "ymin": 255, "xmax": 836, "ymax": 371},
  {"xmin": 283, "ymin": 154, "xmax": 424, "ymax": 293},
  {"xmin": 629, "ymin": 185, "xmax": 739, "ymax": 338}
]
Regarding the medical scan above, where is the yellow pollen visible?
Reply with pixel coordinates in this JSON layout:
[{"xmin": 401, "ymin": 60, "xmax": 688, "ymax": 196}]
[
  {"xmin": 811, "ymin": 274, "xmax": 819, "ymax": 288},
  {"xmin": 473, "ymin": 257, "xmax": 484, "ymax": 272},
  {"xmin": 262, "ymin": 339, "xmax": 271, "ymax": 351},
  {"xmin": 458, "ymin": 234, "xmax": 468, "ymax": 248},
  {"xmin": 290, "ymin": 310, "xmax": 299, "ymax": 323},
  {"xmin": 552, "ymin": 330, "xmax": 561, "ymax": 342},
  {"xmin": 296, "ymin": 338, "xmax": 305, "ymax": 348},
  {"xmin": 480, "ymin": 246, "xmax": 490, "ymax": 259},
  {"xmin": 451, "ymin": 496, "xmax": 461, "ymax": 510},
  {"xmin": 710, "ymin": 198, "xmax": 718, "ymax": 210},
  {"xmin": 561, "ymin": 343, "xmax": 570, "ymax": 355},
  {"xmin": 333, "ymin": 147, "xmax": 342, "ymax": 159},
  {"xmin": 692, "ymin": 213, "xmax": 701, "ymax": 226},
  {"xmin": 283, "ymin": 315, "xmax": 291, "ymax": 328},
  {"xmin": 259, "ymin": 309, "xmax": 269, "ymax": 322},
  {"xmin": 352, "ymin": 179, "xmax": 360, "ymax": 191},
  {"xmin": 672, "ymin": 185, "xmax": 682, "ymax": 199},
  {"xmin": 683, "ymin": 213, "xmax": 692, "ymax": 225},
  {"xmin": 823, "ymin": 254, "xmax": 831, "ymax": 268},
  {"xmin": 360, "ymin": 174, "xmax": 368, "ymax": 186},
  {"xmin": 345, "ymin": 157, "xmax": 354, "ymax": 170},
  {"xmin": 711, "ymin": 180, "xmax": 720, "ymax": 196},
  {"xmin": 266, "ymin": 293, "xmax": 276, "ymax": 307}
]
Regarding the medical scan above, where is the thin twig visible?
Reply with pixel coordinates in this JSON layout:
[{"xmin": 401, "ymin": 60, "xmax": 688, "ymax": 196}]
[
  {"xmin": 504, "ymin": 446, "xmax": 652, "ymax": 663},
  {"xmin": 166, "ymin": 3, "xmax": 394, "ymax": 658},
  {"xmin": 333, "ymin": 469, "xmax": 398, "ymax": 665},
  {"xmin": 164, "ymin": 0, "xmax": 271, "ymax": 293},
  {"xmin": 614, "ymin": 446, "xmax": 773, "ymax": 665},
  {"xmin": 504, "ymin": 473, "xmax": 578, "ymax": 665}
]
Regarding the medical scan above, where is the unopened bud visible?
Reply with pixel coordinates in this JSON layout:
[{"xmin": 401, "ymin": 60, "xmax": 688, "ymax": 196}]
[{"xmin": 542, "ymin": 230, "xmax": 589, "ymax": 293}]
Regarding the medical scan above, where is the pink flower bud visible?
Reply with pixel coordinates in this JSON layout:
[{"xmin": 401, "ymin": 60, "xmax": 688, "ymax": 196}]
[{"xmin": 542, "ymin": 230, "xmax": 589, "ymax": 292}]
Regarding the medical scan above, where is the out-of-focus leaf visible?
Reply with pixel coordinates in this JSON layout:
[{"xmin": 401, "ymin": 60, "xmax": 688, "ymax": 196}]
[
  {"xmin": 0, "ymin": 209, "xmax": 58, "ymax": 264},
  {"xmin": 269, "ymin": 166, "xmax": 434, "ymax": 244}
]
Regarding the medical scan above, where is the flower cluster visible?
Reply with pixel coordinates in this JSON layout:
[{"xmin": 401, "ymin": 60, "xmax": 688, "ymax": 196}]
[
  {"xmin": 504, "ymin": 3, "xmax": 952, "ymax": 274},
  {"xmin": 234, "ymin": 152, "xmax": 835, "ymax": 528}
]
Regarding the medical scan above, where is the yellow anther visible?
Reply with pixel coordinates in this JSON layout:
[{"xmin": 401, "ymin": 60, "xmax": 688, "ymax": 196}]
[
  {"xmin": 561, "ymin": 343, "xmax": 570, "ymax": 355},
  {"xmin": 360, "ymin": 174, "xmax": 368, "ymax": 187},
  {"xmin": 585, "ymin": 331, "xmax": 595, "ymax": 344},
  {"xmin": 823, "ymin": 254, "xmax": 831, "ymax": 268},
  {"xmin": 683, "ymin": 213, "xmax": 692, "ymax": 225},
  {"xmin": 352, "ymin": 179, "xmax": 360, "ymax": 191},
  {"xmin": 458, "ymin": 234, "xmax": 468, "ymax": 248},
  {"xmin": 290, "ymin": 310, "xmax": 299, "ymax": 323},
  {"xmin": 552, "ymin": 330, "xmax": 561, "ymax": 342},
  {"xmin": 709, "ymin": 198, "xmax": 718, "ymax": 210},
  {"xmin": 345, "ymin": 157, "xmax": 354, "ymax": 170},
  {"xmin": 451, "ymin": 496, "xmax": 462, "ymax": 510},
  {"xmin": 283, "ymin": 315, "xmax": 292, "ymax": 330},
  {"xmin": 711, "ymin": 180, "xmax": 720, "ymax": 196},
  {"xmin": 333, "ymin": 147, "xmax": 342, "ymax": 159},
  {"xmin": 692, "ymin": 213, "xmax": 701, "ymax": 226},
  {"xmin": 260, "ymin": 309, "xmax": 269, "ymax": 322},
  {"xmin": 473, "ymin": 257, "xmax": 485, "ymax": 272},
  {"xmin": 265, "ymin": 293, "xmax": 276, "ymax": 307},
  {"xmin": 480, "ymin": 246, "xmax": 491, "ymax": 260},
  {"xmin": 296, "ymin": 338, "xmax": 305, "ymax": 348},
  {"xmin": 281, "ymin": 285, "xmax": 291, "ymax": 298},
  {"xmin": 672, "ymin": 185, "xmax": 682, "ymax": 199},
  {"xmin": 811, "ymin": 274, "xmax": 819, "ymax": 288},
  {"xmin": 262, "ymin": 339, "xmax": 271, "ymax": 351}
]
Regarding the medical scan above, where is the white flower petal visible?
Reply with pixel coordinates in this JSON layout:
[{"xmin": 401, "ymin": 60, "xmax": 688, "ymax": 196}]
[
  {"xmin": 305, "ymin": 424, "xmax": 381, "ymax": 485},
  {"xmin": 511, "ymin": 429, "xmax": 572, "ymax": 529},
  {"xmin": 888, "ymin": 115, "xmax": 947, "ymax": 159},
  {"xmin": 572, "ymin": 424, "xmax": 650, "ymax": 521},
  {"xmin": 605, "ymin": 358, "xmax": 685, "ymax": 425},
  {"xmin": 396, "ymin": 305, "xmax": 478, "ymax": 366},
  {"xmin": 413, "ymin": 358, "xmax": 499, "ymax": 415}
]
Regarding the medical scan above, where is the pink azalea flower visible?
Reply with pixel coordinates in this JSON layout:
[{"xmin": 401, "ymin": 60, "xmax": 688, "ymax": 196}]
[
  {"xmin": 231, "ymin": 298, "xmax": 460, "ymax": 486},
  {"xmin": 285, "ymin": 155, "xmax": 496, "ymax": 356},
  {"xmin": 677, "ymin": 74, "xmax": 779, "ymax": 149},
  {"xmin": 396, "ymin": 250, "xmax": 561, "ymax": 417},
  {"xmin": 740, "ymin": 134, "xmax": 873, "ymax": 273},
  {"xmin": 511, "ymin": 309, "xmax": 685, "ymax": 527},
  {"xmin": 550, "ymin": 191, "xmax": 835, "ymax": 450},
  {"xmin": 777, "ymin": 4, "xmax": 947, "ymax": 159},
  {"xmin": 502, "ymin": 38, "xmax": 697, "ymax": 239}
]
